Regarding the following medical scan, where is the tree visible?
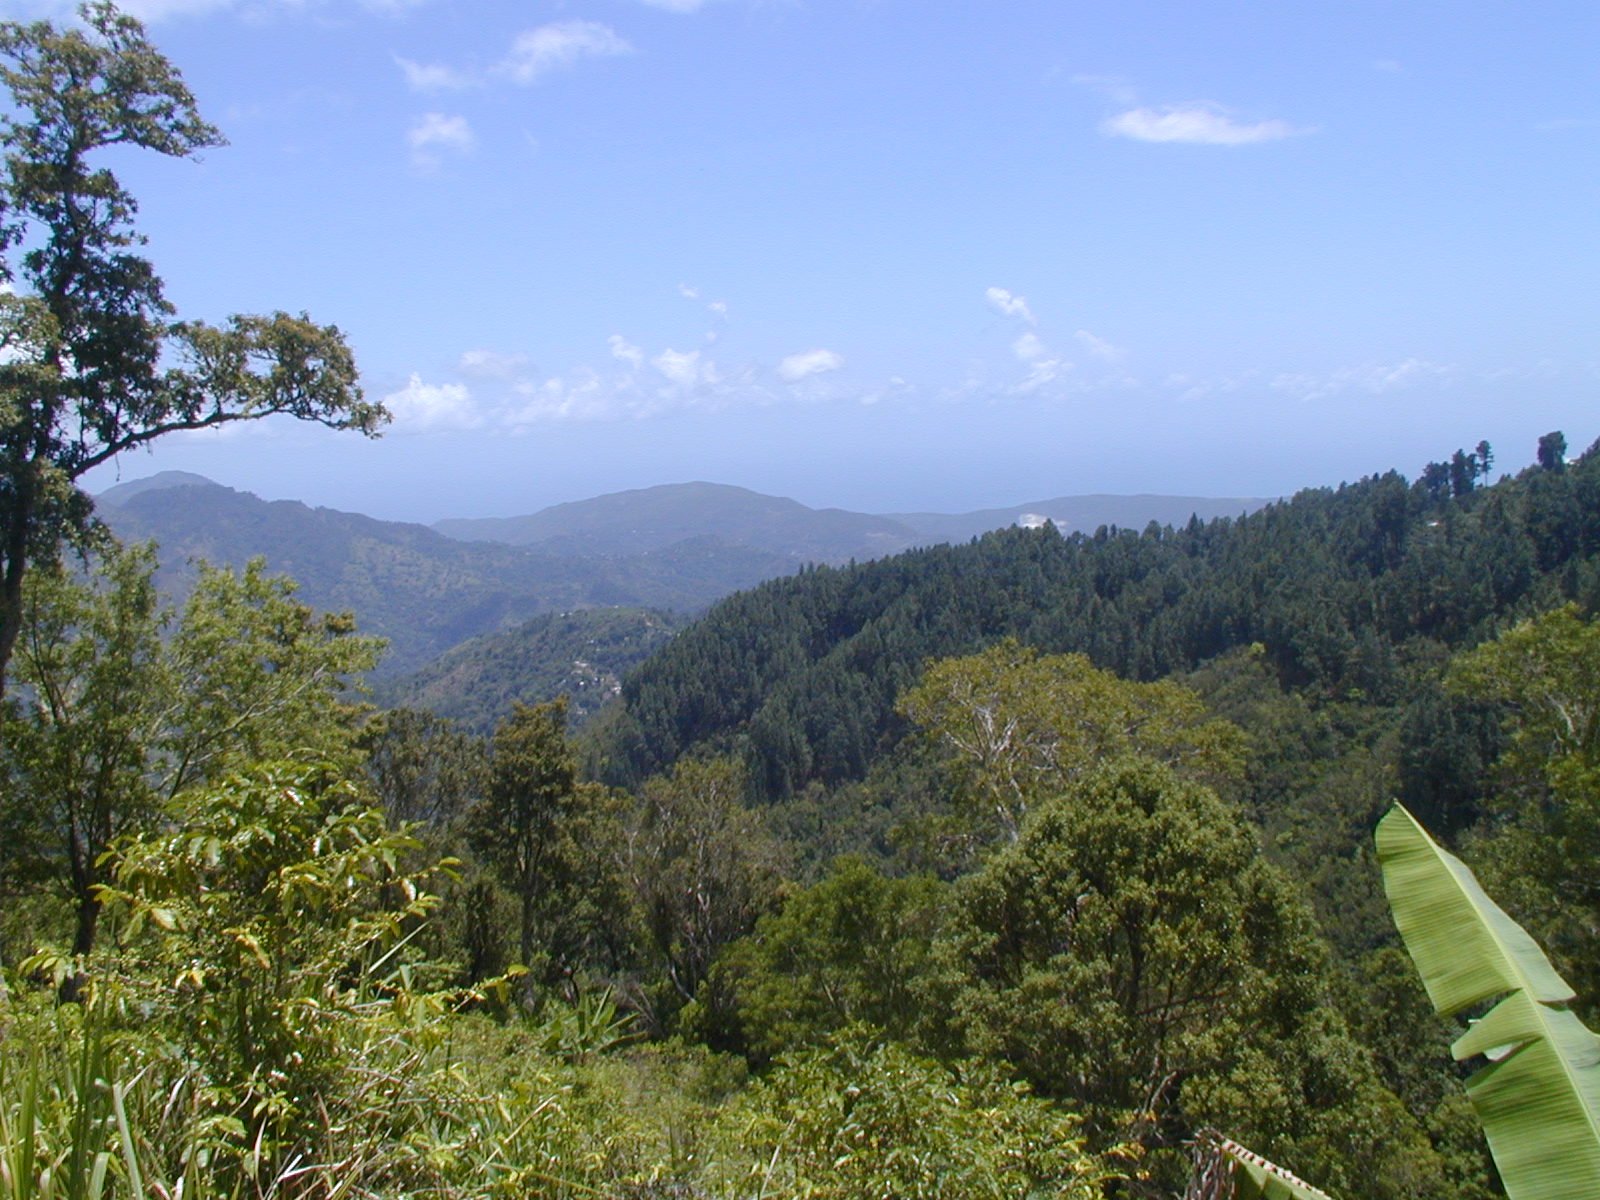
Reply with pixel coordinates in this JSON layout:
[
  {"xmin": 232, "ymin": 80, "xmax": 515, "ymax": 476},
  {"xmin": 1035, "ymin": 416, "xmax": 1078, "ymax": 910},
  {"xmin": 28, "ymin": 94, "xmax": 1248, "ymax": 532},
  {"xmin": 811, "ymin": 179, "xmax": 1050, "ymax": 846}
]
[
  {"xmin": 1476, "ymin": 439, "xmax": 1494, "ymax": 481},
  {"xmin": 3, "ymin": 545, "xmax": 383, "ymax": 959},
  {"xmin": 620, "ymin": 756, "xmax": 788, "ymax": 1035},
  {"xmin": 926, "ymin": 759, "xmax": 1445, "ymax": 1198},
  {"xmin": 1447, "ymin": 604, "xmax": 1600, "ymax": 1009},
  {"xmin": 718, "ymin": 857, "xmax": 945, "ymax": 1062},
  {"xmin": 898, "ymin": 639, "xmax": 1244, "ymax": 843},
  {"xmin": 467, "ymin": 698, "xmax": 577, "ymax": 994},
  {"xmin": 0, "ymin": 3, "xmax": 385, "ymax": 696},
  {"xmin": 1537, "ymin": 430, "xmax": 1567, "ymax": 472}
]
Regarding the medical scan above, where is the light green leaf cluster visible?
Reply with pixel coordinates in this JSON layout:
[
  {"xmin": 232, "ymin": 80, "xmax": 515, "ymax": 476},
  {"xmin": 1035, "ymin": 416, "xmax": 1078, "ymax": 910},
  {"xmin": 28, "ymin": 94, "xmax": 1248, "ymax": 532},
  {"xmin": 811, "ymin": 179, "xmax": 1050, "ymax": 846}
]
[{"xmin": 1378, "ymin": 804, "xmax": 1600, "ymax": 1200}]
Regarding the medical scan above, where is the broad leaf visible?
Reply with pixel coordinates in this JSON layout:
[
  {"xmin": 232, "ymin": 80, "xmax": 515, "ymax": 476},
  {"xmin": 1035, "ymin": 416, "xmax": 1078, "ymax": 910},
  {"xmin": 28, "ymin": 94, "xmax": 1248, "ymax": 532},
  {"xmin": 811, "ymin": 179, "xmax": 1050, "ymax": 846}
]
[{"xmin": 1376, "ymin": 804, "xmax": 1600, "ymax": 1200}]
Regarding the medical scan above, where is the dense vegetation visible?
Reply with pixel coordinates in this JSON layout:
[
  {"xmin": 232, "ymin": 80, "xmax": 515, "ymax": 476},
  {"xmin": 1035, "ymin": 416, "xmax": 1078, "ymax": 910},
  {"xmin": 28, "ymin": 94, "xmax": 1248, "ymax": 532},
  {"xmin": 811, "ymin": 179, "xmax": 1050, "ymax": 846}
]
[
  {"xmin": 592, "ymin": 436, "xmax": 1597, "ymax": 804},
  {"xmin": 377, "ymin": 606, "xmax": 684, "ymax": 734},
  {"xmin": 5, "ymin": 6, "xmax": 1600, "ymax": 1199},
  {"xmin": 100, "ymin": 477, "xmax": 784, "ymax": 677}
]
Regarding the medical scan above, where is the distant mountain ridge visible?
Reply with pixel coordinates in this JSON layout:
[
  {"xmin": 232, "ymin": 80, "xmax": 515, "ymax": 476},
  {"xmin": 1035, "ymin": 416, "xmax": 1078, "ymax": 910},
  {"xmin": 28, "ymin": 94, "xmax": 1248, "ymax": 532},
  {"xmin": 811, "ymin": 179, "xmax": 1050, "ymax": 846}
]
[
  {"xmin": 93, "ymin": 472, "xmax": 1273, "ymax": 691},
  {"xmin": 433, "ymin": 482, "xmax": 1272, "ymax": 561},
  {"xmin": 95, "ymin": 473, "xmax": 793, "ymax": 677}
]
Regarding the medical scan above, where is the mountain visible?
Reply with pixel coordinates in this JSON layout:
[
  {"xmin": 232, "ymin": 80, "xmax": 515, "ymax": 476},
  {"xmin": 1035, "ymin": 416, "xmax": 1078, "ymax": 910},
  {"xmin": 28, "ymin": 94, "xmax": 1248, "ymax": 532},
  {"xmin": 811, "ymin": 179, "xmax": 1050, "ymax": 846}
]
[
  {"xmin": 96, "ymin": 475, "xmax": 791, "ymax": 677},
  {"xmin": 376, "ymin": 606, "xmax": 684, "ymax": 735},
  {"xmin": 435, "ymin": 482, "xmax": 1273, "ymax": 563},
  {"xmin": 435, "ymin": 482, "xmax": 921, "ymax": 564},
  {"xmin": 587, "ymin": 442, "xmax": 1600, "ymax": 801}
]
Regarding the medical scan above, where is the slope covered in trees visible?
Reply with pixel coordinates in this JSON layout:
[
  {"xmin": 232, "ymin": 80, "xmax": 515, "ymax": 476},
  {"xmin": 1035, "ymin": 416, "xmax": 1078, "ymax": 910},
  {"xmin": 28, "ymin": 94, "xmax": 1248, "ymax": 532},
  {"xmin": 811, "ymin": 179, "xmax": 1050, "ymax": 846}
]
[
  {"xmin": 591, "ymin": 438, "xmax": 1600, "ymax": 802},
  {"xmin": 378, "ymin": 606, "xmax": 684, "ymax": 734},
  {"xmin": 100, "ymin": 475, "xmax": 786, "ymax": 675}
]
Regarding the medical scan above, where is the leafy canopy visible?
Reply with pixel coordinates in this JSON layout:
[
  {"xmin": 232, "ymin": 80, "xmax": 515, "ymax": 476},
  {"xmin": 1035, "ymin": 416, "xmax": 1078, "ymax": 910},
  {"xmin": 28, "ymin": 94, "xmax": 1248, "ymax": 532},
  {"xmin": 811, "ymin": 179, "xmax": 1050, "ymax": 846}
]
[{"xmin": 0, "ymin": 2, "xmax": 385, "ymax": 694}]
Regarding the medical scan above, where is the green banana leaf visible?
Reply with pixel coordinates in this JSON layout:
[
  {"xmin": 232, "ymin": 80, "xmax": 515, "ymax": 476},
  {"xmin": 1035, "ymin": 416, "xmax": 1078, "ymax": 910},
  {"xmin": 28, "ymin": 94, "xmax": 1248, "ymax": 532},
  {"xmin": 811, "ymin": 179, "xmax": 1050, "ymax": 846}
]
[
  {"xmin": 1209, "ymin": 1135, "xmax": 1335, "ymax": 1200},
  {"xmin": 1376, "ymin": 803, "xmax": 1600, "ymax": 1200}
]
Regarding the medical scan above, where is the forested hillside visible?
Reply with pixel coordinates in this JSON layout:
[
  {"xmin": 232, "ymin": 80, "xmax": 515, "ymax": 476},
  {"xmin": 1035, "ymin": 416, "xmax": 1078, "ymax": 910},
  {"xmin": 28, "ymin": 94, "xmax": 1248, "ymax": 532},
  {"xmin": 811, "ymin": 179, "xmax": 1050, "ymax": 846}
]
[
  {"xmin": 378, "ymin": 606, "xmax": 684, "ymax": 734},
  {"xmin": 591, "ymin": 436, "xmax": 1597, "ymax": 802},
  {"xmin": 99, "ymin": 475, "xmax": 790, "ymax": 675}
]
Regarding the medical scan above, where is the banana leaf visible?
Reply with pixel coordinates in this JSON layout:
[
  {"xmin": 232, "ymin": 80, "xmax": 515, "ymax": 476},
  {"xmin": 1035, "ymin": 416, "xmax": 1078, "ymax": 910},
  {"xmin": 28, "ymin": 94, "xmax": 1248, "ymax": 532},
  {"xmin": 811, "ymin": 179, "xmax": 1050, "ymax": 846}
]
[
  {"xmin": 1185, "ymin": 1132, "xmax": 1334, "ymax": 1200},
  {"xmin": 1376, "ymin": 803, "xmax": 1600, "ymax": 1200}
]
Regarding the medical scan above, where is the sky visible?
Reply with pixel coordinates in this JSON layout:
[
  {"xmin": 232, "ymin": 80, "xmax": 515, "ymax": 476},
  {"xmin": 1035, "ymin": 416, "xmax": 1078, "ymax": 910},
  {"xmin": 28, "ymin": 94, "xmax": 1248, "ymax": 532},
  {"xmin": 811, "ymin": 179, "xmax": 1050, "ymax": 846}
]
[{"xmin": 8, "ymin": 0, "xmax": 1598, "ymax": 522}]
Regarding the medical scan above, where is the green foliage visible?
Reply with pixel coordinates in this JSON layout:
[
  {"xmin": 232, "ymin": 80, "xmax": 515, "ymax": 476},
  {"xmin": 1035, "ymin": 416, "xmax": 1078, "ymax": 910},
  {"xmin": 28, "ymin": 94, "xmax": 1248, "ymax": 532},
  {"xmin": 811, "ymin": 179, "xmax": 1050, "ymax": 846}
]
[
  {"xmin": 91, "ymin": 761, "xmax": 452, "ymax": 1193},
  {"xmin": 2, "ymin": 546, "xmax": 382, "ymax": 958},
  {"xmin": 468, "ymin": 698, "xmax": 577, "ymax": 991},
  {"xmin": 598, "ymin": 438, "xmax": 1600, "ymax": 804},
  {"xmin": 1377, "ymin": 803, "xmax": 1600, "ymax": 1200},
  {"xmin": 703, "ymin": 1030, "xmax": 1116, "ymax": 1200},
  {"xmin": 380, "ymin": 606, "xmax": 684, "ymax": 734},
  {"xmin": 0, "ymin": 3, "xmax": 381, "ymax": 694},
  {"xmin": 900, "ymin": 638, "xmax": 1244, "ymax": 842},
  {"xmin": 718, "ymin": 858, "xmax": 944, "ymax": 1062},
  {"xmin": 620, "ymin": 756, "xmax": 790, "ymax": 1037},
  {"xmin": 928, "ymin": 759, "xmax": 1444, "ymax": 1198},
  {"xmin": 1448, "ymin": 604, "xmax": 1600, "ymax": 1011}
]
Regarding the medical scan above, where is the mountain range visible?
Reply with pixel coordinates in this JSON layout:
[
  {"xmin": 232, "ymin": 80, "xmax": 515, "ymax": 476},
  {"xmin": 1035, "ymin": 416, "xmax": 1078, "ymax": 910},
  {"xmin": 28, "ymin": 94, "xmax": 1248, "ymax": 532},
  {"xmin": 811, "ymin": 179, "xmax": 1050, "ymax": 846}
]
[
  {"xmin": 95, "ymin": 472, "xmax": 1270, "ymax": 684},
  {"xmin": 433, "ymin": 481, "xmax": 1269, "ymax": 561}
]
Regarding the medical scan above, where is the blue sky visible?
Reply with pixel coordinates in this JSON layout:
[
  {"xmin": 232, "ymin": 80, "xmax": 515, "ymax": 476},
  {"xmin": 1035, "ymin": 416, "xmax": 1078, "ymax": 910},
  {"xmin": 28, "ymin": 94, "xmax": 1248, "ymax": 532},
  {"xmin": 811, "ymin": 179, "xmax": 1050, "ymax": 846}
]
[{"xmin": 11, "ymin": 0, "xmax": 1597, "ymax": 521}]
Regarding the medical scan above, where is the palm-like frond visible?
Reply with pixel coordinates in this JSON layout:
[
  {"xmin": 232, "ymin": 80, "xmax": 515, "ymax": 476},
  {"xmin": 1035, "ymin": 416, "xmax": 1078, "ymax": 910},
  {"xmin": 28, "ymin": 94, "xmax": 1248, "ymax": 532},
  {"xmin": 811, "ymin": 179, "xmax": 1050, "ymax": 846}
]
[{"xmin": 1376, "ymin": 803, "xmax": 1600, "ymax": 1200}]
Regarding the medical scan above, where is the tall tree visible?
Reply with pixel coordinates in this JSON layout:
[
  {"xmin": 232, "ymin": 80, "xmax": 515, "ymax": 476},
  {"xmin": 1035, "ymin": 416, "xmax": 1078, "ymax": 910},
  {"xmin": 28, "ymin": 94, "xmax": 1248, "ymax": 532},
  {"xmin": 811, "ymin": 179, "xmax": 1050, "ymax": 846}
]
[
  {"xmin": 0, "ymin": 3, "xmax": 385, "ymax": 696},
  {"xmin": 1537, "ymin": 430, "xmax": 1568, "ymax": 472},
  {"xmin": 621, "ymin": 755, "xmax": 788, "ymax": 1033},
  {"xmin": 898, "ymin": 638, "xmax": 1244, "ymax": 843},
  {"xmin": 3, "ymin": 545, "xmax": 383, "ymax": 958},
  {"xmin": 468, "ymin": 698, "xmax": 577, "ymax": 993}
]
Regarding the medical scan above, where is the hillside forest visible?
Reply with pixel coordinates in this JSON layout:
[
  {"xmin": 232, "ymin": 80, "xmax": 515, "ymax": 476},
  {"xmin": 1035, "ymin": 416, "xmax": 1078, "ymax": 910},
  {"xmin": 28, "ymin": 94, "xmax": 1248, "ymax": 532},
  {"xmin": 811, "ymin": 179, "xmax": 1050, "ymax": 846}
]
[{"xmin": 6, "ymin": 7, "xmax": 1600, "ymax": 1200}]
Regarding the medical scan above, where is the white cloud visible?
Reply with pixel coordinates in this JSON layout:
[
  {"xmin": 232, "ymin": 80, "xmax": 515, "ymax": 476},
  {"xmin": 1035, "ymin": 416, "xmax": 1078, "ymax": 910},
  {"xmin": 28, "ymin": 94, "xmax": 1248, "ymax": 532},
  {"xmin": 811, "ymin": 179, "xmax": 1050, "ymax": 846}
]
[
  {"xmin": 707, "ymin": 299, "xmax": 728, "ymax": 316},
  {"xmin": 396, "ymin": 56, "xmax": 473, "ymax": 92},
  {"xmin": 384, "ymin": 374, "xmax": 481, "ymax": 430},
  {"xmin": 500, "ymin": 20, "xmax": 632, "ymax": 85},
  {"xmin": 985, "ymin": 286, "xmax": 1036, "ymax": 324},
  {"xmin": 652, "ymin": 347, "xmax": 719, "ymax": 389},
  {"xmin": 778, "ymin": 348, "xmax": 844, "ymax": 382},
  {"xmin": 677, "ymin": 283, "xmax": 701, "ymax": 300},
  {"xmin": 1102, "ymin": 103, "xmax": 1303, "ymax": 145},
  {"xmin": 1268, "ymin": 358, "xmax": 1453, "ymax": 402},
  {"xmin": 458, "ymin": 348, "xmax": 530, "ymax": 379},
  {"xmin": 407, "ymin": 112, "xmax": 474, "ymax": 168},
  {"xmin": 1014, "ymin": 332, "xmax": 1050, "ymax": 362},
  {"xmin": 608, "ymin": 334, "xmax": 644, "ymax": 370},
  {"xmin": 1074, "ymin": 329, "xmax": 1124, "ymax": 360}
]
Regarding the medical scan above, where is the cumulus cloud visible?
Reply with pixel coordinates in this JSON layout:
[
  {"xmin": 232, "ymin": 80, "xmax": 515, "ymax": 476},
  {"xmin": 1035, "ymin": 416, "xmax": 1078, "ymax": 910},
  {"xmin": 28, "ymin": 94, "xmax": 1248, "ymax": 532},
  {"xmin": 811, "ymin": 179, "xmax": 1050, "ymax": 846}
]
[
  {"xmin": 407, "ymin": 112, "xmax": 474, "ymax": 168},
  {"xmin": 500, "ymin": 20, "xmax": 631, "ymax": 85},
  {"xmin": 778, "ymin": 348, "xmax": 844, "ymax": 382},
  {"xmin": 677, "ymin": 283, "xmax": 700, "ymax": 300},
  {"xmin": 384, "ymin": 374, "xmax": 481, "ymax": 430},
  {"xmin": 985, "ymin": 286, "xmax": 1036, "ymax": 324},
  {"xmin": 608, "ymin": 334, "xmax": 645, "ymax": 370},
  {"xmin": 396, "ymin": 56, "xmax": 473, "ymax": 92},
  {"xmin": 1012, "ymin": 332, "xmax": 1048, "ymax": 362},
  {"xmin": 1102, "ymin": 103, "xmax": 1303, "ymax": 145},
  {"xmin": 653, "ymin": 347, "xmax": 719, "ymax": 389}
]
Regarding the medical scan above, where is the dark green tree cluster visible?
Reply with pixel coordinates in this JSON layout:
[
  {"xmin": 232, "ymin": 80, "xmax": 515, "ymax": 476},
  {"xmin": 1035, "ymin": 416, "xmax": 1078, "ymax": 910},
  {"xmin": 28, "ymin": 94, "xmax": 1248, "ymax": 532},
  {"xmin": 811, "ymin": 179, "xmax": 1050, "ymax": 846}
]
[{"xmin": 593, "ymin": 435, "xmax": 1600, "ymax": 805}]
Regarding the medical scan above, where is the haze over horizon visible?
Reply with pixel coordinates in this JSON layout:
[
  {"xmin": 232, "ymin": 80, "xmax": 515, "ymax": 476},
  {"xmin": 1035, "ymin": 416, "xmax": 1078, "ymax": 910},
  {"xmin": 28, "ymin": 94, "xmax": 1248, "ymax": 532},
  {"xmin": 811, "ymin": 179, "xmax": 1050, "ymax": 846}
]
[{"xmin": 21, "ymin": 0, "xmax": 1590, "ymax": 523}]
